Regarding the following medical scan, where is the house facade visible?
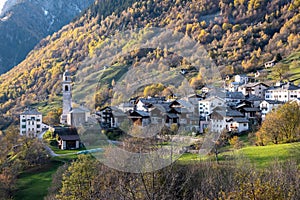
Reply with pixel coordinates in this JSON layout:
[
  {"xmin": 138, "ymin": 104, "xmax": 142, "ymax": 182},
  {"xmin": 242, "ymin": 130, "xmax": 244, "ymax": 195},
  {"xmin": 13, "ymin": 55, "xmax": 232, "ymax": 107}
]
[
  {"xmin": 235, "ymin": 74, "xmax": 249, "ymax": 84},
  {"xmin": 238, "ymin": 82, "xmax": 269, "ymax": 98},
  {"xmin": 225, "ymin": 91, "xmax": 245, "ymax": 106},
  {"xmin": 20, "ymin": 108, "xmax": 43, "ymax": 137},
  {"xmin": 129, "ymin": 110, "xmax": 151, "ymax": 127},
  {"xmin": 210, "ymin": 107, "xmax": 249, "ymax": 133},
  {"xmin": 97, "ymin": 106, "xmax": 127, "ymax": 128},
  {"xmin": 55, "ymin": 126, "xmax": 80, "ymax": 150},
  {"xmin": 68, "ymin": 106, "xmax": 91, "ymax": 127},
  {"xmin": 264, "ymin": 60, "xmax": 275, "ymax": 68},
  {"xmin": 265, "ymin": 82, "xmax": 300, "ymax": 102},
  {"xmin": 260, "ymin": 100, "xmax": 283, "ymax": 120},
  {"xmin": 198, "ymin": 96, "xmax": 226, "ymax": 121}
]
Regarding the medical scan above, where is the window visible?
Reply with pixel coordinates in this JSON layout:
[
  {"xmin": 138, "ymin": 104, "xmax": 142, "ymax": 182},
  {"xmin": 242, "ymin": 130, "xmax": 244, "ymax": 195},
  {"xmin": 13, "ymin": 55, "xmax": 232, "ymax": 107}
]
[
  {"xmin": 243, "ymin": 123, "xmax": 247, "ymax": 127},
  {"xmin": 22, "ymin": 125, "xmax": 26, "ymax": 129},
  {"xmin": 37, "ymin": 125, "xmax": 41, "ymax": 128},
  {"xmin": 22, "ymin": 119, "xmax": 26, "ymax": 122},
  {"xmin": 65, "ymin": 85, "xmax": 69, "ymax": 91}
]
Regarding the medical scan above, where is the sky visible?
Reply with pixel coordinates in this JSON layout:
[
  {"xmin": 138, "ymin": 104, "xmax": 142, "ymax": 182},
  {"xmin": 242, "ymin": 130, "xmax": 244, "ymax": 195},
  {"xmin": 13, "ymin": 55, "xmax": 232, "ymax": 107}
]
[{"xmin": 0, "ymin": 0, "xmax": 8, "ymax": 13}]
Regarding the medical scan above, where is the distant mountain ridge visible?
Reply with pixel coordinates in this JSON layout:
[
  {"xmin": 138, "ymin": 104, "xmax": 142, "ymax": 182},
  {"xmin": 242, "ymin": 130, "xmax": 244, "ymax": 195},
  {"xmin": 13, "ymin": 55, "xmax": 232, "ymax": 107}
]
[
  {"xmin": 0, "ymin": 0, "xmax": 17, "ymax": 16},
  {"xmin": 0, "ymin": 0, "xmax": 94, "ymax": 74}
]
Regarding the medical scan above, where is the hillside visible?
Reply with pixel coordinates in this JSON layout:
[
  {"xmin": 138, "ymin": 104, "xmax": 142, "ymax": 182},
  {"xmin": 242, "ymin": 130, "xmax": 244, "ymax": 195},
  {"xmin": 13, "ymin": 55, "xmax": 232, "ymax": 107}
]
[
  {"xmin": 0, "ymin": 0, "xmax": 299, "ymax": 129},
  {"xmin": 0, "ymin": 0, "xmax": 94, "ymax": 74}
]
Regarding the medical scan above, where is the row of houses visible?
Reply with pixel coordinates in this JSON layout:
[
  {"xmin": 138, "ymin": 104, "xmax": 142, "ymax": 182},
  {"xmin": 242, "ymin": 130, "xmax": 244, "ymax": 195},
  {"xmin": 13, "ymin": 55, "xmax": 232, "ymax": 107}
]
[
  {"xmin": 97, "ymin": 96, "xmax": 200, "ymax": 133},
  {"xmin": 96, "ymin": 79, "xmax": 300, "ymax": 135}
]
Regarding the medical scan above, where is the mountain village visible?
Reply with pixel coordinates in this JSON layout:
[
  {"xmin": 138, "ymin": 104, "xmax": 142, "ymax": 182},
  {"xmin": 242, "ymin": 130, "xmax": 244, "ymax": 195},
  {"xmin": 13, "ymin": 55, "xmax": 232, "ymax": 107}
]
[{"xmin": 19, "ymin": 62, "xmax": 300, "ymax": 151}]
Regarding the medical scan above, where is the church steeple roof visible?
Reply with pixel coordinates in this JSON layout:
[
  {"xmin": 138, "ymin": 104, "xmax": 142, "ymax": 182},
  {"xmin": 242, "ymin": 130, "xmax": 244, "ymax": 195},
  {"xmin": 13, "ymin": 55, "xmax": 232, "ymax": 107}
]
[{"xmin": 63, "ymin": 70, "xmax": 71, "ymax": 77}]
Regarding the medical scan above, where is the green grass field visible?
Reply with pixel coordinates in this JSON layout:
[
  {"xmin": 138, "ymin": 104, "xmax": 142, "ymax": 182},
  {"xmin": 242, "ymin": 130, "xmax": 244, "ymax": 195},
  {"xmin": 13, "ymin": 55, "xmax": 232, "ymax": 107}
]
[
  {"xmin": 49, "ymin": 145, "xmax": 85, "ymax": 155},
  {"xmin": 15, "ymin": 161, "xmax": 63, "ymax": 200},
  {"xmin": 235, "ymin": 142, "xmax": 300, "ymax": 168},
  {"xmin": 15, "ymin": 141, "xmax": 300, "ymax": 200},
  {"xmin": 178, "ymin": 142, "xmax": 300, "ymax": 168},
  {"xmin": 281, "ymin": 51, "xmax": 300, "ymax": 84}
]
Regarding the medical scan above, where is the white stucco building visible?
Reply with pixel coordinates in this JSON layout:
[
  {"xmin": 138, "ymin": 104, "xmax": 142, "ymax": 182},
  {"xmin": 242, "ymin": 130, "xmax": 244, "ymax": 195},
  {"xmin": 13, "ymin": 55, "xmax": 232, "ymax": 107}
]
[
  {"xmin": 238, "ymin": 82, "xmax": 269, "ymax": 98},
  {"xmin": 210, "ymin": 107, "xmax": 249, "ymax": 133},
  {"xmin": 234, "ymin": 74, "xmax": 249, "ymax": 84},
  {"xmin": 260, "ymin": 100, "xmax": 284, "ymax": 120},
  {"xmin": 20, "ymin": 108, "xmax": 43, "ymax": 137},
  {"xmin": 265, "ymin": 82, "xmax": 300, "ymax": 102},
  {"xmin": 198, "ymin": 96, "xmax": 226, "ymax": 120}
]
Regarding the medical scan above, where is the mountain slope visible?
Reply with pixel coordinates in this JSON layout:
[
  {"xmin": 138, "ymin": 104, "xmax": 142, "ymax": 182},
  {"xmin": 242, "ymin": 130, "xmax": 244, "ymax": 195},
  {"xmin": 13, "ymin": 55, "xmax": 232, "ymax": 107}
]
[
  {"xmin": 0, "ymin": 0, "xmax": 94, "ymax": 74},
  {"xmin": 0, "ymin": 0, "xmax": 299, "ymax": 129}
]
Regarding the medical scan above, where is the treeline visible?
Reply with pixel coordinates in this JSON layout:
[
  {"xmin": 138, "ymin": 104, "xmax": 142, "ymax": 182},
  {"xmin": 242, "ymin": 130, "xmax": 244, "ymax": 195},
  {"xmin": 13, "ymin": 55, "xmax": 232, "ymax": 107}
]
[
  {"xmin": 0, "ymin": 0, "xmax": 299, "ymax": 128},
  {"xmin": 0, "ymin": 126, "xmax": 49, "ymax": 199},
  {"xmin": 45, "ymin": 155, "xmax": 300, "ymax": 200}
]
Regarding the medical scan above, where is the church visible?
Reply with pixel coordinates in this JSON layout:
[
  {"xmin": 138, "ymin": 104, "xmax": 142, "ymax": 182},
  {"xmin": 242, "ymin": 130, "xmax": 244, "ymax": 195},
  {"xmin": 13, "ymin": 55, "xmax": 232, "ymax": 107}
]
[{"xmin": 60, "ymin": 70, "xmax": 91, "ymax": 127}]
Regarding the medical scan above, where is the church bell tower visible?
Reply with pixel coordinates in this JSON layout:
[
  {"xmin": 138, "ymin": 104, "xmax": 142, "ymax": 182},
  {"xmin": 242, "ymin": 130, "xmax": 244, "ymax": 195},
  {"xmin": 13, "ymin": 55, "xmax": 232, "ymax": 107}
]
[{"xmin": 60, "ymin": 70, "xmax": 72, "ymax": 125}]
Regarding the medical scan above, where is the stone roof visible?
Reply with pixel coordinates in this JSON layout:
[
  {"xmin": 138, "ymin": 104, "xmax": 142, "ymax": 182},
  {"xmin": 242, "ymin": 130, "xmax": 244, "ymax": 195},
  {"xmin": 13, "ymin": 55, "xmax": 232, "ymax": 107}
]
[
  {"xmin": 226, "ymin": 92, "xmax": 245, "ymax": 100},
  {"xmin": 262, "ymin": 100, "xmax": 284, "ymax": 105},
  {"xmin": 59, "ymin": 135, "xmax": 80, "ymax": 141},
  {"xmin": 55, "ymin": 127, "xmax": 80, "ymax": 141},
  {"xmin": 240, "ymin": 82, "xmax": 269, "ymax": 88},
  {"xmin": 110, "ymin": 106, "xmax": 127, "ymax": 117},
  {"xmin": 69, "ymin": 107, "xmax": 90, "ymax": 114},
  {"xmin": 246, "ymin": 95, "xmax": 264, "ymax": 101},
  {"xmin": 130, "ymin": 110, "xmax": 150, "ymax": 117},
  {"xmin": 232, "ymin": 118, "xmax": 249, "ymax": 123},
  {"xmin": 176, "ymin": 99, "xmax": 194, "ymax": 109},
  {"xmin": 266, "ymin": 82, "xmax": 300, "ymax": 91},
  {"xmin": 151, "ymin": 103, "xmax": 171, "ymax": 113},
  {"xmin": 212, "ymin": 107, "xmax": 244, "ymax": 117},
  {"xmin": 242, "ymin": 107, "xmax": 261, "ymax": 112},
  {"xmin": 21, "ymin": 108, "xmax": 41, "ymax": 115},
  {"xmin": 167, "ymin": 113, "xmax": 178, "ymax": 119},
  {"xmin": 201, "ymin": 95, "xmax": 226, "ymax": 102},
  {"xmin": 138, "ymin": 97, "xmax": 166, "ymax": 104}
]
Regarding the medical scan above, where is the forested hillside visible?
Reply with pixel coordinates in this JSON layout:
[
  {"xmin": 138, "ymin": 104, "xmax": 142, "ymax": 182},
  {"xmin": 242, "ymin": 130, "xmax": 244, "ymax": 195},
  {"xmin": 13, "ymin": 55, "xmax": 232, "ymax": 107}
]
[
  {"xmin": 0, "ymin": 0, "xmax": 94, "ymax": 74},
  {"xmin": 0, "ymin": 0, "xmax": 299, "ymax": 129}
]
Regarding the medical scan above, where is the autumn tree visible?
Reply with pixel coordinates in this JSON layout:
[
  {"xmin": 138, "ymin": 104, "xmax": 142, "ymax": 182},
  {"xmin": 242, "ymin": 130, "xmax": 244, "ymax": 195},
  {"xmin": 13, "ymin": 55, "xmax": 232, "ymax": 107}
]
[
  {"xmin": 56, "ymin": 155, "xmax": 99, "ymax": 200},
  {"xmin": 44, "ymin": 108, "xmax": 62, "ymax": 125},
  {"xmin": 229, "ymin": 136, "xmax": 244, "ymax": 149},
  {"xmin": 257, "ymin": 102, "xmax": 300, "ymax": 145},
  {"xmin": 143, "ymin": 83, "xmax": 165, "ymax": 97}
]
